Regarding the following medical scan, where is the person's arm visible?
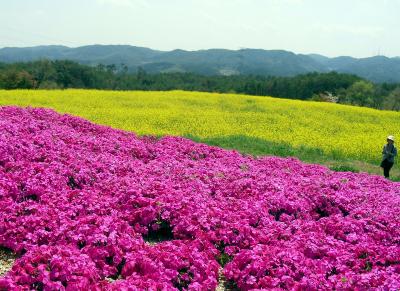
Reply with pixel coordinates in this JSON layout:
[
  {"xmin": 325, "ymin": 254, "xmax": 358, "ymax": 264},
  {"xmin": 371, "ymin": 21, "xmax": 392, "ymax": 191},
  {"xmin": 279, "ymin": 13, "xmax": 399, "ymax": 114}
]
[
  {"xmin": 382, "ymin": 145, "xmax": 386, "ymax": 155},
  {"xmin": 386, "ymin": 146, "xmax": 397, "ymax": 157}
]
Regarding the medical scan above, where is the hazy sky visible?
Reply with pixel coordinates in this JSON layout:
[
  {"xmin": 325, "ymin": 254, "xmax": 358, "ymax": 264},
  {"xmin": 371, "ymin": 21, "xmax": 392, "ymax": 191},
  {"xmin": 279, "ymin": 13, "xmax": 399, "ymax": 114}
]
[{"xmin": 1, "ymin": 0, "xmax": 399, "ymax": 57}]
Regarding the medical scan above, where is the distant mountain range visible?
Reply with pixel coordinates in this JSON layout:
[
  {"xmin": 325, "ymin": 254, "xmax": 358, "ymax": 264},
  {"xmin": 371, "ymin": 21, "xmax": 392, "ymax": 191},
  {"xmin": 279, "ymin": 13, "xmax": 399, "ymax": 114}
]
[{"xmin": 1, "ymin": 45, "xmax": 400, "ymax": 83}]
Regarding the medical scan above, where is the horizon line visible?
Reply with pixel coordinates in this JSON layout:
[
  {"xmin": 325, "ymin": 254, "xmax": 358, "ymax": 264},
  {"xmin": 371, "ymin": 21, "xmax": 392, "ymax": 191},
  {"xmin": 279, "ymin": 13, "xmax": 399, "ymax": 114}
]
[{"xmin": 0, "ymin": 43, "xmax": 399, "ymax": 60}]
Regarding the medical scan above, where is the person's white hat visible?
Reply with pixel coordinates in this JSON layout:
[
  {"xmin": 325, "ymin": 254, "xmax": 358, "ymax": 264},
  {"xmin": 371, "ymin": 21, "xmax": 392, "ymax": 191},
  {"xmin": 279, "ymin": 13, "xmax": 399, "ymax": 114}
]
[{"xmin": 387, "ymin": 135, "xmax": 395, "ymax": 141}]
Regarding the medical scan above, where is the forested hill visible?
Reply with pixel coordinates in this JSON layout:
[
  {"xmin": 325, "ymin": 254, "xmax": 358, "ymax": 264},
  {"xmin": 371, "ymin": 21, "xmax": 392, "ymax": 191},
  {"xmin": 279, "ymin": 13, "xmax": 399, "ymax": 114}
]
[
  {"xmin": 1, "ymin": 45, "xmax": 400, "ymax": 83},
  {"xmin": 1, "ymin": 60, "xmax": 400, "ymax": 111}
]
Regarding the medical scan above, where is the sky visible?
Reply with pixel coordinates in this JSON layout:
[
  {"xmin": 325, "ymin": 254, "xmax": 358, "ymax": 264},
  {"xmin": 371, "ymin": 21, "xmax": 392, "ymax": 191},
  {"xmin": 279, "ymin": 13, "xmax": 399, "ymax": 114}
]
[{"xmin": 0, "ymin": 0, "xmax": 399, "ymax": 58}]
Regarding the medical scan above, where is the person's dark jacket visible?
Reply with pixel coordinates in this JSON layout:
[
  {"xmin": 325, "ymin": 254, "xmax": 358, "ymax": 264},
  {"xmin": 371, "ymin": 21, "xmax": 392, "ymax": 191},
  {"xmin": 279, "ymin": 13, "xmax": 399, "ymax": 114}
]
[{"xmin": 382, "ymin": 144, "xmax": 397, "ymax": 163}]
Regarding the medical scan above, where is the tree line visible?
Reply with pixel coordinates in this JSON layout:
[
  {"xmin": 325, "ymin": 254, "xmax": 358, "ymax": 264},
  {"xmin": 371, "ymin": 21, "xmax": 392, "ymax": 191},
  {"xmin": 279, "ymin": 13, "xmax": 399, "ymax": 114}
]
[{"xmin": 0, "ymin": 59, "xmax": 399, "ymax": 111}]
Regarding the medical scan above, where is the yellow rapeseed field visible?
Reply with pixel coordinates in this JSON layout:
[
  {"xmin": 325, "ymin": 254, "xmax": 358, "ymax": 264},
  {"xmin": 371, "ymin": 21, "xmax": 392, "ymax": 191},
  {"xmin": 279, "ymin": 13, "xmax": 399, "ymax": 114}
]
[{"xmin": 0, "ymin": 89, "xmax": 399, "ymax": 165}]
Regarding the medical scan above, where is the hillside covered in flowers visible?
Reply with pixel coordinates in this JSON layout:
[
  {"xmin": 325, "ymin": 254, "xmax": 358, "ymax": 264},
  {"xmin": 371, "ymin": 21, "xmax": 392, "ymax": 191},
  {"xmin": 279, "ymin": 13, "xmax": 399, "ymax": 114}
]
[{"xmin": 0, "ymin": 106, "xmax": 399, "ymax": 290}]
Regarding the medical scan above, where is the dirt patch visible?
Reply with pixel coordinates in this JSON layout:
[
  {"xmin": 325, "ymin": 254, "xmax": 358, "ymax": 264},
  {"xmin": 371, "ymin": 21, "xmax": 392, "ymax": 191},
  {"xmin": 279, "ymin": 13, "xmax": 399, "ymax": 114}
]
[
  {"xmin": 216, "ymin": 267, "xmax": 226, "ymax": 291},
  {"xmin": 0, "ymin": 248, "xmax": 15, "ymax": 277}
]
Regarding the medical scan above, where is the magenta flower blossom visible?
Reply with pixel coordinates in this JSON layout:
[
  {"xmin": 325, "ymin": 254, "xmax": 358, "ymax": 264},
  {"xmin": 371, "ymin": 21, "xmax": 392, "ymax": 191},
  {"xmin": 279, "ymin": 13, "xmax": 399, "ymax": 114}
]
[{"xmin": 0, "ymin": 106, "xmax": 399, "ymax": 290}]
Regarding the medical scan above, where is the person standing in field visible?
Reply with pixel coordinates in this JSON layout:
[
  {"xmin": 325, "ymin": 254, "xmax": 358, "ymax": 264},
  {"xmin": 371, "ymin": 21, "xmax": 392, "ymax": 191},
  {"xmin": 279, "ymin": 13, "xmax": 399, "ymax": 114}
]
[{"xmin": 380, "ymin": 135, "xmax": 397, "ymax": 178}]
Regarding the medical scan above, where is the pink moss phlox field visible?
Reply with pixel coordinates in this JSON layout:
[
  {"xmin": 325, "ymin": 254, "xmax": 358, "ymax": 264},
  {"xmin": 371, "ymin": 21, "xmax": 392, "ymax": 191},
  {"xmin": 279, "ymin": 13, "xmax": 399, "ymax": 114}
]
[{"xmin": 0, "ymin": 106, "xmax": 399, "ymax": 290}]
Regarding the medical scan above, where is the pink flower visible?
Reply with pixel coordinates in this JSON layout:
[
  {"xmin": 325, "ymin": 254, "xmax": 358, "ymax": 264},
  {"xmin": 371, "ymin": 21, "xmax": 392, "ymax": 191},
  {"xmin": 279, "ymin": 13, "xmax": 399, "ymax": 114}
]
[{"xmin": 0, "ymin": 106, "xmax": 399, "ymax": 290}]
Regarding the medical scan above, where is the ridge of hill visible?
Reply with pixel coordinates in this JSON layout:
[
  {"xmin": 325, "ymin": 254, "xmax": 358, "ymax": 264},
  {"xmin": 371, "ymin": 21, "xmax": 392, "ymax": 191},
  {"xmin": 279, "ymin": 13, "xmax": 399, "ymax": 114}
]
[{"xmin": 1, "ymin": 45, "xmax": 400, "ymax": 82}]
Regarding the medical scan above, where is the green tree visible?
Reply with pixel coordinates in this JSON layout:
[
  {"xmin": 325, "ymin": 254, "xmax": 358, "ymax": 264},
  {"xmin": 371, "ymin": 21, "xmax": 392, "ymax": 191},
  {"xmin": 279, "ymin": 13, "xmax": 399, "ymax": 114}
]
[
  {"xmin": 384, "ymin": 87, "xmax": 400, "ymax": 111},
  {"xmin": 342, "ymin": 80, "xmax": 375, "ymax": 107},
  {"xmin": 2, "ymin": 69, "xmax": 36, "ymax": 89}
]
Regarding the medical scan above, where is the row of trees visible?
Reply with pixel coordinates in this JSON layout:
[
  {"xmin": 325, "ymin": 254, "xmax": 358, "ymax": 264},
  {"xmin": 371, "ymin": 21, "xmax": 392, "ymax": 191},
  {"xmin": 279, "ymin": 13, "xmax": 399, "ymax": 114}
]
[{"xmin": 0, "ymin": 60, "xmax": 399, "ymax": 110}]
